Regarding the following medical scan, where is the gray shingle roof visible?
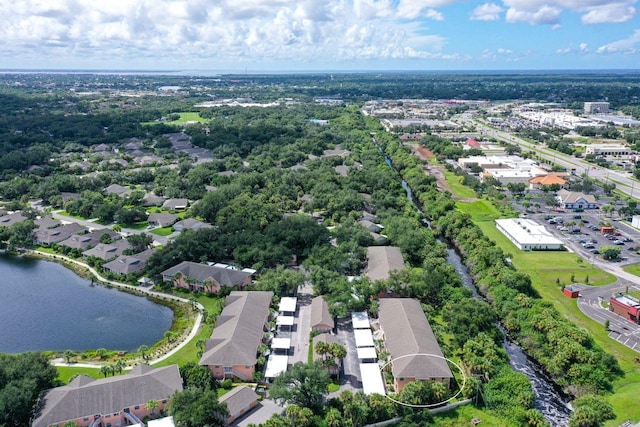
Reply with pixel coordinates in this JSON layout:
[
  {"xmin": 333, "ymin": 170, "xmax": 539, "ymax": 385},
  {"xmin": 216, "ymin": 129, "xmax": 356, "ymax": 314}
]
[
  {"xmin": 161, "ymin": 261, "xmax": 252, "ymax": 288},
  {"xmin": 162, "ymin": 198, "xmax": 189, "ymax": 210},
  {"xmin": 173, "ymin": 218, "xmax": 213, "ymax": 231},
  {"xmin": 83, "ymin": 239, "xmax": 132, "ymax": 261},
  {"xmin": 219, "ymin": 386, "xmax": 258, "ymax": 421},
  {"xmin": 32, "ymin": 364, "xmax": 183, "ymax": 427},
  {"xmin": 365, "ymin": 246, "xmax": 406, "ymax": 281},
  {"xmin": 148, "ymin": 213, "xmax": 179, "ymax": 227},
  {"xmin": 103, "ymin": 248, "xmax": 155, "ymax": 275},
  {"xmin": 310, "ymin": 296, "xmax": 334, "ymax": 330},
  {"xmin": 378, "ymin": 299, "xmax": 453, "ymax": 381},
  {"xmin": 0, "ymin": 212, "xmax": 27, "ymax": 227},
  {"xmin": 35, "ymin": 222, "xmax": 86, "ymax": 244},
  {"xmin": 200, "ymin": 291, "xmax": 273, "ymax": 367}
]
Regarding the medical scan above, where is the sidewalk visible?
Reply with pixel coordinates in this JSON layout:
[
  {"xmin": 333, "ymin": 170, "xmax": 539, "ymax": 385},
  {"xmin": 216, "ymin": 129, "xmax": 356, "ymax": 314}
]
[{"xmin": 33, "ymin": 250, "xmax": 203, "ymax": 368}]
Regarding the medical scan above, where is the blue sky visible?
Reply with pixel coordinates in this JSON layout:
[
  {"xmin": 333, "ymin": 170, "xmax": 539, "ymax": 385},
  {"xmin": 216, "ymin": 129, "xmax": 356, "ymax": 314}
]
[{"xmin": 1, "ymin": 0, "xmax": 638, "ymax": 71}]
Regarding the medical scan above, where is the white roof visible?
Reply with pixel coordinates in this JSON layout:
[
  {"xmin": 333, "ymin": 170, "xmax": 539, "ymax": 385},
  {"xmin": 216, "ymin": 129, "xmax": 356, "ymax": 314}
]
[
  {"xmin": 496, "ymin": 218, "xmax": 564, "ymax": 247},
  {"xmin": 354, "ymin": 328, "xmax": 375, "ymax": 348},
  {"xmin": 351, "ymin": 312, "xmax": 370, "ymax": 329},
  {"xmin": 265, "ymin": 355, "xmax": 289, "ymax": 378},
  {"xmin": 279, "ymin": 297, "xmax": 297, "ymax": 313},
  {"xmin": 276, "ymin": 315, "xmax": 295, "ymax": 326},
  {"xmin": 359, "ymin": 363, "xmax": 386, "ymax": 396},
  {"xmin": 148, "ymin": 417, "xmax": 176, "ymax": 427},
  {"xmin": 271, "ymin": 338, "xmax": 291, "ymax": 350},
  {"xmin": 357, "ymin": 347, "xmax": 377, "ymax": 360}
]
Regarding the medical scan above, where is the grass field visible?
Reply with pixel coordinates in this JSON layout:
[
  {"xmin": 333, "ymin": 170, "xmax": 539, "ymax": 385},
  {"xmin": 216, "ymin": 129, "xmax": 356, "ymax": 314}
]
[
  {"xmin": 151, "ymin": 227, "xmax": 174, "ymax": 236},
  {"xmin": 442, "ymin": 170, "xmax": 477, "ymax": 199},
  {"xmin": 623, "ymin": 264, "xmax": 640, "ymax": 277},
  {"xmin": 56, "ymin": 365, "xmax": 110, "ymax": 384},
  {"xmin": 142, "ymin": 112, "xmax": 207, "ymax": 126},
  {"xmin": 455, "ymin": 196, "xmax": 640, "ymax": 425}
]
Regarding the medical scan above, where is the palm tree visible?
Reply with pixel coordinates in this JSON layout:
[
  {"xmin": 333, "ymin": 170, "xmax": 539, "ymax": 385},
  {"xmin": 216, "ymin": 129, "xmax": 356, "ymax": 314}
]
[
  {"xmin": 114, "ymin": 360, "xmax": 126, "ymax": 375},
  {"xmin": 96, "ymin": 348, "xmax": 107, "ymax": 360},
  {"xmin": 138, "ymin": 345, "xmax": 149, "ymax": 360},
  {"xmin": 146, "ymin": 399, "xmax": 159, "ymax": 417},
  {"xmin": 99, "ymin": 365, "xmax": 110, "ymax": 378},
  {"xmin": 63, "ymin": 350, "xmax": 75, "ymax": 364}
]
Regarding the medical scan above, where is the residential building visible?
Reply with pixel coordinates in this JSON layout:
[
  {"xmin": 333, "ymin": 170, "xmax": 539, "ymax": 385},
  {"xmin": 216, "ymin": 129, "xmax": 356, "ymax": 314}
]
[
  {"xmin": 34, "ymin": 215, "xmax": 60, "ymax": 230},
  {"xmin": 103, "ymin": 248, "xmax": 156, "ymax": 276},
  {"xmin": 173, "ymin": 218, "xmax": 213, "ymax": 232},
  {"xmin": 199, "ymin": 291, "xmax": 273, "ymax": 380},
  {"xmin": 162, "ymin": 198, "xmax": 189, "ymax": 211},
  {"xmin": 148, "ymin": 213, "xmax": 179, "ymax": 228},
  {"xmin": 83, "ymin": 239, "xmax": 132, "ymax": 261},
  {"xmin": 378, "ymin": 298, "xmax": 453, "ymax": 391},
  {"xmin": 218, "ymin": 386, "xmax": 259, "ymax": 426},
  {"xmin": 143, "ymin": 193, "xmax": 167, "ymax": 207},
  {"xmin": 310, "ymin": 296, "xmax": 334, "ymax": 333},
  {"xmin": 31, "ymin": 364, "xmax": 183, "ymax": 427},
  {"xmin": 35, "ymin": 223, "xmax": 86, "ymax": 245},
  {"xmin": 59, "ymin": 230, "xmax": 119, "ymax": 251},
  {"xmin": 495, "ymin": 218, "xmax": 564, "ymax": 251},
  {"xmin": 610, "ymin": 294, "xmax": 640, "ymax": 324},
  {"xmin": 364, "ymin": 246, "xmax": 406, "ymax": 281},
  {"xmin": 556, "ymin": 189, "xmax": 598, "ymax": 210},
  {"xmin": 161, "ymin": 261, "xmax": 253, "ymax": 294},
  {"xmin": 104, "ymin": 184, "xmax": 130, "ymax": 197},
  {"xmin": 0, "ymin": 212, "xmax": 27, "ymax": 227}
]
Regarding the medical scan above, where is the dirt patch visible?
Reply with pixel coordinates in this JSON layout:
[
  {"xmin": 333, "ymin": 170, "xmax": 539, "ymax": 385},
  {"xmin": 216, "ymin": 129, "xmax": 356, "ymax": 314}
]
[{"xmin": 407, "ymin": 143, "xmax": 478, "ymax": 203}]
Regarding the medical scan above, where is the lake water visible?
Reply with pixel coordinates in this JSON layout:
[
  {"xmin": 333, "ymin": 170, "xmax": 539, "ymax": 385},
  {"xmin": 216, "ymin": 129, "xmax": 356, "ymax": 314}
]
[{"xmin": 0, "ymin": 253, "xmax": 173, "ymax": 353}]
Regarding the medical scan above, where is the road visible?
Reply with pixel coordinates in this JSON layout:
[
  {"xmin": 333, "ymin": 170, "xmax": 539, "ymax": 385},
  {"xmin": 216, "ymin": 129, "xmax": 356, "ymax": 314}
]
[{"xmin": 466, "ymin": 118, "xmax": 640, "ymax": 199}]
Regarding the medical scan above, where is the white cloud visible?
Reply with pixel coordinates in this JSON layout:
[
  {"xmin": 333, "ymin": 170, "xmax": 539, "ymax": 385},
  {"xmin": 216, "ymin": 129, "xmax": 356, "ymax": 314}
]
[
  {"xmin": 502, "ymin": 0, "xmax": 637, "ymax": 25},
  {"xmin": 579, "ymin": 42, "xmax": 589, "ymax": 52},
  {"xmin": 597, "ymin": 29, "xmax": 640, "ymax": 54},
  {"xmin": 0, "ymin": 0, "xmax": 468, "ymax": 67},
  {"xmin": 470, "ymin": 3, "xmax": 503, "ymax": 21}
]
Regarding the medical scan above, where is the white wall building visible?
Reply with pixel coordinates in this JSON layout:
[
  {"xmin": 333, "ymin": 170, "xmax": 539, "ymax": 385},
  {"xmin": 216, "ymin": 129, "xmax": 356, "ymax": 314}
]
[
  {"xmin": 585, "ymin": 145, "xmax": 636, "ymax": 158},
  {"xmin": 496, "ymin": 218, "xmax": 564, "ymax": 251},
  {"xmin": 584, "ymin": 102, "xmax": 610, "ymax": 114}
]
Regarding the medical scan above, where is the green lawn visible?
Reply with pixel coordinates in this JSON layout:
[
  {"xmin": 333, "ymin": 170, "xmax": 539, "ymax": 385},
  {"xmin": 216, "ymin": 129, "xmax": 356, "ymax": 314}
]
[
  {"xmin": 623, "ymin": 263, "xmax": 640, "ymax": 277},
  {"xmin": 56, "ymin": 365, "xmax": 108, "ymax": 384},
  {"xmin": 57, "ymin": 211, "xmax": 89, "ymax": 221},
  {"xmin": 455, "ymin": 197, "xmax": 640, "ymax": 425},
  {"xmin": 151, "ymin": 227, "xmax": 174, "ymax": 236},
  {"xmin": 142, "ymin": 112, "xmax": 207, "ymax": 126},
  {"xmin": 432, "ymin": 404, "xmax": 511, "ymax": 426},
  {"xmin": 125, "ymin": 221, "xmax": 149, "ymax": 231},
  {"xmin": 442, "ymin": 170, "xmax": 477, "ymax": 199}
]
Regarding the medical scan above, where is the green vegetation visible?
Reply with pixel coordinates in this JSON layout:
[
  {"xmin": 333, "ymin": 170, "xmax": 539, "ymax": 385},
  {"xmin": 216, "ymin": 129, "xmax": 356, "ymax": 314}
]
[
  {"xmin": 151, "ymin": 226, "xmax": 174, "ymax": 236},
  {"xmin": 143, "ymin": 112, "xmax": 207, "ymax": 126},
  {"xmin": 443, "ymin": 170, "xmax": 477, "ymax": 199},
  {"xmin": 56, "ymin": 365, "xmax": 103, "ymax": 384}
]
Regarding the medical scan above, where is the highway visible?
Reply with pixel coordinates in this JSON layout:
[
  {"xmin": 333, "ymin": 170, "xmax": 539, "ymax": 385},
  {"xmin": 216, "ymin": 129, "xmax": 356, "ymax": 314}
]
[{"xmin": 466, "ymin": 118, "xmax": 640, "ymax": 199}]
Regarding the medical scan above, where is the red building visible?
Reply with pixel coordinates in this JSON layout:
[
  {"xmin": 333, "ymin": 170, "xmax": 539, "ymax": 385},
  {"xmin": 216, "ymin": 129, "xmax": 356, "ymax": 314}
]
[
  {"xmin": 609, "ymin": 295, "xmax": 640, "ymax": 324},
  {"xmin": 563, "ymin": 286, "xmax": 580, "ymax": 298}
]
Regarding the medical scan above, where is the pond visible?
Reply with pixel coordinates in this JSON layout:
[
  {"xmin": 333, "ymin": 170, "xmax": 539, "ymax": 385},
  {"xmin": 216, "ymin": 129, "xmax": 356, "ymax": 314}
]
[{"xmin": 0, "ymin": 253, "xmax": 173, "ymax": 353}]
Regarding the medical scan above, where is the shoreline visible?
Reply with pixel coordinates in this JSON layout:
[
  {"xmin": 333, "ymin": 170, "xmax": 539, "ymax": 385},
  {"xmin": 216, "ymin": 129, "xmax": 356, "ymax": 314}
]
[{"xmin": 13, "ymin": 249, "xmax": 203, "ymax": 367}]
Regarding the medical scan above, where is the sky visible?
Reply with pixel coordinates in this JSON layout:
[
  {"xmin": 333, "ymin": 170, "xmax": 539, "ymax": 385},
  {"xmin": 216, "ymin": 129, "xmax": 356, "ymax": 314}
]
[{"xmin": 1, "ymin": 0, "xmax": 639, "ymax": 72}]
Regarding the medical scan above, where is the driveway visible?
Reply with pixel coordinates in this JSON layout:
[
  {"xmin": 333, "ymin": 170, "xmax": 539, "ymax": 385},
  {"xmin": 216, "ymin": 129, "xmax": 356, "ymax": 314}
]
[
  {"xmin": 288, "ymin": 283, "xmax": 313, "ymax": 364},
  {"xmin": 335, "ymin": 316, "xmax": 363, "ymax": 390}
]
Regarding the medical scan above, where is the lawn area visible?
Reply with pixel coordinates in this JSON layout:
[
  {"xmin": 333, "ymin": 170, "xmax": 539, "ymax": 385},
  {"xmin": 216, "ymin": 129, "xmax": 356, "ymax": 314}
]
[
  {"xmin": 154, "ymin": 294, "xmax": 222, "ymax": 367},
  {"xmin": 151, "ymin": 227, "xmax": 173, "ymax": 236},
  {"xmin": 457, "ymin": 198, "xmax": 509, "ymax": 223},
  {"xmin": 124, "ymin": 221, "xmax": 149, "ymax": 231},
  {"xmin": 57, "ymin": 210, "xmax": 89, "ymax": 221},
  {"xmin": 56, "ymin": 365, "xmax": 107, "ymax": 384},
  {"xmin": 432, "ymin": 403, "xmax": 509, "ymax": 426},
  {"xmin": 442, "ymin": 170, "xmax": 477, "ymax": 199},
  {"xmin": 623, "ymin": 263, "xmax": 640, "ymax": 278},
  {"xmin": 143, "ymin": 112, "xmax": 207, "ymax": 126},
  {"xmin": 456, "ymin": 199, "xmax": 640, "ymax": 426}
]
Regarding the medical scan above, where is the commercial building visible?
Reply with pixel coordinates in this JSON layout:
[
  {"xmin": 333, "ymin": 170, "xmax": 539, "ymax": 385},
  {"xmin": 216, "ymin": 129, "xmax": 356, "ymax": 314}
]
[
  {"xmin": 585, "ymin": 145, "xmax": 636, "ymax": 158},
  {"xmin": 556, "ymin": 189, "xmax": 598, "ymax": 210},
  {"xmin": 584, "ymin": 102, "xmax": 610, "ymax": 114},
  {"xmin": 495, "ymin": 218, "xmax": 564, "ymax": 251},
  {"xmin": 378, "ymin": 298, "xmax": 453, "ymax": 392},
  {"xmin": 199, "ymin": 291, "xmax": 273, "ymax": 380},
  {"xmin": 610, "ymin": 294, "xmax": 640, "ymax": 324},
  {"xmin": 32, "ymin": 364, "xmax": 182, "ymax": 427}
]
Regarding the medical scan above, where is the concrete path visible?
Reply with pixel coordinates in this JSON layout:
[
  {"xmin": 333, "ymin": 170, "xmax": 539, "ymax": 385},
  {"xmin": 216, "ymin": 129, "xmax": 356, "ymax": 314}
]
[{"xmin": 32, "ymin": 250, "xmax": 203, "ymax": 368}]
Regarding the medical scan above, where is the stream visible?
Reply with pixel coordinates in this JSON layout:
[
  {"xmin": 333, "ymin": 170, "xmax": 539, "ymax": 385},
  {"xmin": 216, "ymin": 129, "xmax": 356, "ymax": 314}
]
[{"xmin": 387, "ymin": 149, "xmax": 572, "ymax": 424}]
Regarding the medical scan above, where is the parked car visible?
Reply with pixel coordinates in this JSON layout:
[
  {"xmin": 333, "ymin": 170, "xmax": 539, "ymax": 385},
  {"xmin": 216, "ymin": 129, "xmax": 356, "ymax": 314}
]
[{"xmin": 623, "ymin": 237, "xmax": 633, "ymax": 242}]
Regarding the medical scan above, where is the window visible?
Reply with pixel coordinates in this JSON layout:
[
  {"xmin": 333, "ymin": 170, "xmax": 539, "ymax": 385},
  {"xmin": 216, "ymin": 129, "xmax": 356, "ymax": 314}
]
[
  {"xmin": 134, "ymin": 405, "xmax": 139, "ymax": 410},
  {"xmin": 224, "ymin": 367, "xmax": 232, "ymax": 372}
]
